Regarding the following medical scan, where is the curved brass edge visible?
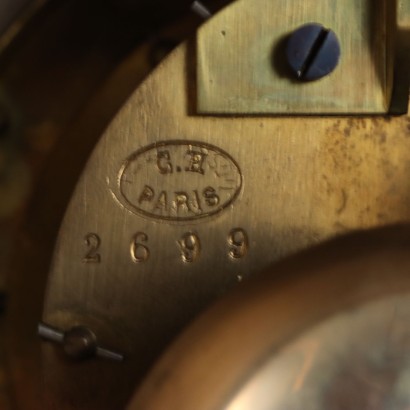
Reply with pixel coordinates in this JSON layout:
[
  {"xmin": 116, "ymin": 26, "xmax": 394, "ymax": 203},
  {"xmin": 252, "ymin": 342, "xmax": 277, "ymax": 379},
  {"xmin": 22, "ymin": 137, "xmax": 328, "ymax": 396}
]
[
  {"xmin": 0, "ymin": 0, "xmax": 45, "ymax": 53},
  {"xmin": 2, "ymin": 5, "xmax": 223, "ymax": 407},
  {"xmin": 128, "ymin": 224, "xmax": 410, "ymax": 410},
  {"xmin": 4, "ymin": 42, "xmax": 161, "ymax": 410},
  {"xmin": 40, "ymin": 34, "xmax": 410, "ymax": 409}
]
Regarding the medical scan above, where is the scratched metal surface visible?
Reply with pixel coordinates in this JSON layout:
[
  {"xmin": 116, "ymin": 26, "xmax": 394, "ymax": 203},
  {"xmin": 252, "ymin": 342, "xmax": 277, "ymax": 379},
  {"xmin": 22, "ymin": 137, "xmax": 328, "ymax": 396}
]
[{"xmin": 226, "ymin": 294, "xmax": 410, "ymax": 410}]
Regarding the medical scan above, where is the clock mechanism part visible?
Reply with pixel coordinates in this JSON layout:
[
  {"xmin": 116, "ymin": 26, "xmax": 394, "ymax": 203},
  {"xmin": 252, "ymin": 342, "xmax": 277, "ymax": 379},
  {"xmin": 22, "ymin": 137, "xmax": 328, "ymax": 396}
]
[
  {"xmin": 130, "ymin": 225, "xmax": 410, "ymax": 410},
  {"xmin": 2, "ymin": 0, "xmax": 410, "ymax": 409}
]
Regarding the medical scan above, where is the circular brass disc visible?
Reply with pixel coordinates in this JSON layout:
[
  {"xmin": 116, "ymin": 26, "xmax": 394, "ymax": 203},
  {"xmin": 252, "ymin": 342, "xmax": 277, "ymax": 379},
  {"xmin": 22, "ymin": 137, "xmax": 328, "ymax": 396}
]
[
  {"xmin": 129, "ymin": 225, "xmax": 410, "ymax": 409},
  {"xmin": 39, "ymin": 36, "xmax": 410, "ymax": 408}
]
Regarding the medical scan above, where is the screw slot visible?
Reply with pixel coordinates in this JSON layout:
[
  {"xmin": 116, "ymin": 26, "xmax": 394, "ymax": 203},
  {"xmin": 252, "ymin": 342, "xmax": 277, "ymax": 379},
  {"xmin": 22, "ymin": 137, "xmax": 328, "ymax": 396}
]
[{"xmin": 285, "ymin": 23, "xmax": 341, "ymax": 82}]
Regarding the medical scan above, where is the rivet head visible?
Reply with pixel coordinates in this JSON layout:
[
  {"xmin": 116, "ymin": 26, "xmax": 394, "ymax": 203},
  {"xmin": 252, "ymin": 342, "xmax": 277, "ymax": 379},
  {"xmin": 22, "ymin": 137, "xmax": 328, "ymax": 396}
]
[
  {"xmin": 286, "ymin": 23, "xmax": 341, "ymax": 81},
  {"xmin": 63, "ymin": 326, "xmax": 97, "ymax": 360}
]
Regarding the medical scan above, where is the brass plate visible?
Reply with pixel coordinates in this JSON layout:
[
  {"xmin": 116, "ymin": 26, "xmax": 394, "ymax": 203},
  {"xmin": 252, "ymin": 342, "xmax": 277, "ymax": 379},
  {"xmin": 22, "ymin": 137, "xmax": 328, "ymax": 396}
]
[
  {"xmin": 42, "ymin": 41, "xmax": 410, "ymax": 408},
  {"xmin": 398, "ymin": 0, "xmax": 410, "ymax": 27},
  {"xmin": 196, "ymin": 0, "xmax": 390, "ymax": 114}
]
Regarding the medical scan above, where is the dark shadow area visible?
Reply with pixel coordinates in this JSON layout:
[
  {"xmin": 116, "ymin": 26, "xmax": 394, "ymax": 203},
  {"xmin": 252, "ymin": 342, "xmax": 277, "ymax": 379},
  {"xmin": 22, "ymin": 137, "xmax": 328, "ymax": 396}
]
[
  {"xmin": 368, "ymin": 0, "xmax": 387, "ymax": 94},
  {"xmin": 389, "ymin": 27, "xmax": 410, "ymax": 114},
  {"xmin": 271, "ymin": 32, "xmax": 300, "ymax": 83},
  {"xmin": 368, "ymin": 0, "xmax": 408, "ymax": 114}
]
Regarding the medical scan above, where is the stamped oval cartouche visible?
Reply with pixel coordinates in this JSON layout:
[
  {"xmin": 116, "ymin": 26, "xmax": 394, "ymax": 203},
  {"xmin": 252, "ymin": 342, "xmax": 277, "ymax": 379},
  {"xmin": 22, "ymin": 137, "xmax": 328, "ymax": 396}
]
[{"xmin": 118, "ymin": 140, "xmax": 242, "ymax": 222}]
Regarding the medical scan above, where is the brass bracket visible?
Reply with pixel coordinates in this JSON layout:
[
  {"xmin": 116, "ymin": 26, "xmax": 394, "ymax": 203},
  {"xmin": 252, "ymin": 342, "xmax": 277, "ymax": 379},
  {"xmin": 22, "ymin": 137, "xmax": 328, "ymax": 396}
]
[{"xmin": 196, "ymin": 0, "xmax": 409, "ymax": 115}]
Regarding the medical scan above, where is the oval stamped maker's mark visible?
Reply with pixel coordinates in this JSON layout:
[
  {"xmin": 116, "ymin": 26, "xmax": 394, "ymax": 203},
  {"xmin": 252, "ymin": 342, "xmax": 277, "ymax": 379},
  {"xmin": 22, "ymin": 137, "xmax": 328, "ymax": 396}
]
[{"xmin": 118, "ymin": 140, "xmax": 242, "ymax": 222}]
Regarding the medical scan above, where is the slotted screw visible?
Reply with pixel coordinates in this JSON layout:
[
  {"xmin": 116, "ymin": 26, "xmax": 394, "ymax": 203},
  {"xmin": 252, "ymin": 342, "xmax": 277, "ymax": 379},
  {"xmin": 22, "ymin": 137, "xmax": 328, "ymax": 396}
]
[{"xmin": 286, "ymin": 23, "xmax": 341, "ymax": 81}]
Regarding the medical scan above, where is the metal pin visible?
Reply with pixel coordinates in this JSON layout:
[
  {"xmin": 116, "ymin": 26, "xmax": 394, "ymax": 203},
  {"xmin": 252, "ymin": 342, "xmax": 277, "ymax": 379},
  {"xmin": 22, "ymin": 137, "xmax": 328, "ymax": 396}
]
[
  {"xmin": 38, "ymin": 322, "xmax": 64, "ymax": 343},
  {"xmin": 38, "ymin": 322, "xmax": 124, "ymax": 362},
  {"xmin": 97, "ymin": 347, "xmax": 124, "ymax": 362},
  {"xmin": 191, "ymin": 1, "xmax": 212, "ymax": 20}
]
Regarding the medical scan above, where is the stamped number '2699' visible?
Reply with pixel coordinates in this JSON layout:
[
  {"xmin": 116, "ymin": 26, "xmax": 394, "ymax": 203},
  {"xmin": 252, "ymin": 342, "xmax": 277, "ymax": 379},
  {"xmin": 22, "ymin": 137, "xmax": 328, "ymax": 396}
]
[{"xmin": 83, "ymin": 229, "xmax": 249, "ymax": 265}]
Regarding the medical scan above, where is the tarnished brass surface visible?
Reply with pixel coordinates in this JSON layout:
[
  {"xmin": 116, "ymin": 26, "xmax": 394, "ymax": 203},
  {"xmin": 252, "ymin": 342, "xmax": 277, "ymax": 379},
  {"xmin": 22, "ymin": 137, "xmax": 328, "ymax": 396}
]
[
  {"xmin": 129, "ymin": 226, "xmax": 410, "ymax": 410},
  {"xmin": 398, "ymin": 0, "xmax": 410, "ymax": 27},
  {"xmin": 3, "ymin": 3, "xmax": 215, "ymax": 407},
  {"xmin": 197, "ymin": 0, "xmax": 391, "ymax": 114},
  {"xmin": 41, "ymin": 35, "xmax": 410, "ymax": 408}
]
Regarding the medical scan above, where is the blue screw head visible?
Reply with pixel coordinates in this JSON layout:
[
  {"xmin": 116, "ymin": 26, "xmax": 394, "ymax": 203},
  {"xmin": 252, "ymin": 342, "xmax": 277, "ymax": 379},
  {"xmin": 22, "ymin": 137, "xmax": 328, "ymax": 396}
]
[{"xmin": 286, "ymin": 23, "xmax": 341, "ymax": 81}]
